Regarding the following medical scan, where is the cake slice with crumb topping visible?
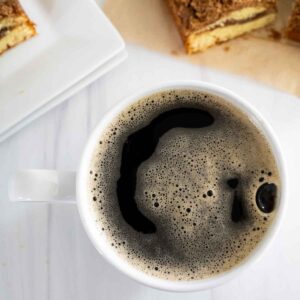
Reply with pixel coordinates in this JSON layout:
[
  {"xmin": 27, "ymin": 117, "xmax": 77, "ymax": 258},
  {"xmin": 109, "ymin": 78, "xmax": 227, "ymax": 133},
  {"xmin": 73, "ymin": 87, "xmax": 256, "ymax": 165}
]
[
  {"xmin": 166, "ymin": 0, "xmax": 277, "ymax": 53},
  {"xmin": 286, "ymin": 0, "xmax": 300, "ymax": 42},
  {"xmin": 0, "ymin": 0, "xmax": 36, "ymax": 55}
]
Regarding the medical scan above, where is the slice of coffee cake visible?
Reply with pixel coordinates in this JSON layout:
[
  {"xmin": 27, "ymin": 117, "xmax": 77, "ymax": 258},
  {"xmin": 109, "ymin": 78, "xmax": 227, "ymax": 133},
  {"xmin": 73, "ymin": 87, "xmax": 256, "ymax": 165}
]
[
  {"xmin": 0, "ymin": 0, "xmax": 36, "ymax": 55},
  {"xmin": 286, "ymin": 0, "xmax": 300, "ymax": 42},
  {"xmin": 166, "ymin": 0, "xmax": 277, "ymax": 53}
]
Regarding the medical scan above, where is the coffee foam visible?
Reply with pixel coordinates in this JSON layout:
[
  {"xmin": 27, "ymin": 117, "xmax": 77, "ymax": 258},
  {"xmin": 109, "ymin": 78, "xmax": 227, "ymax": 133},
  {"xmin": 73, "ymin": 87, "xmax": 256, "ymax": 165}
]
[{"xmin": 88, "ymin": 90, "xmax": 280, "ymax": 280}]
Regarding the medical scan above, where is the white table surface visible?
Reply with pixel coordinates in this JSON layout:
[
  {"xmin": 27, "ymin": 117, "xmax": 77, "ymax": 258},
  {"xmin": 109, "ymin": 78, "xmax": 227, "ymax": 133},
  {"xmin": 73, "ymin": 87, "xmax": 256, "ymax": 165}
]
[{"xmin": 1, "ymin": 43, "xmax": 300, "ymax": 300}]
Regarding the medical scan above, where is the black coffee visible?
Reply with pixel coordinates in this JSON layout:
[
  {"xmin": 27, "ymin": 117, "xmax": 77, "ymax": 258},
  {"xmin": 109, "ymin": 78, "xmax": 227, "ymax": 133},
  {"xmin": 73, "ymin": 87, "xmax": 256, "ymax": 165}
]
[{"xmin": 89, "ymin": 90, "xmax": 280, "ymax": 280}]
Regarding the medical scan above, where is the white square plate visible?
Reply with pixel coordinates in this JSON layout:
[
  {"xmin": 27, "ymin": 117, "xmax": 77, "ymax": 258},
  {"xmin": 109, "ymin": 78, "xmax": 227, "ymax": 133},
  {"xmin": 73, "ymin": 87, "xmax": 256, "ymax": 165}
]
[{"xmin": 0, "ymin": 0, "xmax": 125, "ymax": 141}]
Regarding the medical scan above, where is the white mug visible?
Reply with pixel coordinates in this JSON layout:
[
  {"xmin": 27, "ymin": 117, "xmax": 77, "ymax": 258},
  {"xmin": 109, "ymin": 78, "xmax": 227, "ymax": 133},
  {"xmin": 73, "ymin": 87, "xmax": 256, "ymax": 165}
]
[{"xmin": 9, "ymin": 81, "xmax": 287, "ymax": 292}]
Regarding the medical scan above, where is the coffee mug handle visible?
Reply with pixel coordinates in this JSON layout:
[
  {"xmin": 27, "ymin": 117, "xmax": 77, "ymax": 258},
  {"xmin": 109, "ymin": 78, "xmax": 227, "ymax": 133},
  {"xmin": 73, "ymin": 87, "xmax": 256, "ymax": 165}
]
[{"xmin": 8, "ymin": 170, "xmax": 76, "ymax": 203}]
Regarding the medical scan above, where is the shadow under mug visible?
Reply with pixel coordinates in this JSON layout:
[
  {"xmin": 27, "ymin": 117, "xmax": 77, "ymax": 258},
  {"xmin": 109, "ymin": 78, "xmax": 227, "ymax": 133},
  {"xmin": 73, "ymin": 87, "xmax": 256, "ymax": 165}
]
[{"xmin": 9, "ymin": 81, "xmax": 287, "ymax": 292}]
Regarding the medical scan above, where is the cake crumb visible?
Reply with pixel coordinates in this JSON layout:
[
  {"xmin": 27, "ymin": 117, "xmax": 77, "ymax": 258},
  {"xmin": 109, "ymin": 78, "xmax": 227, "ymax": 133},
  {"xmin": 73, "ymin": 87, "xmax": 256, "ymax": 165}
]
[{"xmin": 269, "ymin": 29, "xmax": 281, "ymax": 41}]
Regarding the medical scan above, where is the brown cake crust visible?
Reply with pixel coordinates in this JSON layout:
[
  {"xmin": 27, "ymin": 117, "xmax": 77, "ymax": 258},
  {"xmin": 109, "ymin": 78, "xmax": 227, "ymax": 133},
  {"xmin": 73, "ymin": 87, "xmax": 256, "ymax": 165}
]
[
  {"xmin": 286, "ymin": 0, "xmax": 300, "ymax": 42},
  {"xmin": 0, "ymin": 0, "xmax": 25, "ymax": 18}
]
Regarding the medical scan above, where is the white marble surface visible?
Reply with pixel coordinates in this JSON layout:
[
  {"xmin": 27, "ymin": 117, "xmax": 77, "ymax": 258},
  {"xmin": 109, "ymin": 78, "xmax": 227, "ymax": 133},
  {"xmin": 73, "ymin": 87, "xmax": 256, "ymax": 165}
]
[{"xmin": 1, "ymin": 44, "xmax": 300, "ymax": 300}]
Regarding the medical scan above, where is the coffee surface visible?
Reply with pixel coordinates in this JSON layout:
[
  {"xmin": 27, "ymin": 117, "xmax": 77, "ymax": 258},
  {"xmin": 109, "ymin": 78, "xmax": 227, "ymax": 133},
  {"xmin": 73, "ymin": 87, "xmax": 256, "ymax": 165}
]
[{"xmin": 89, "ymin": 90, "xmax": 280, "ymax": 280}]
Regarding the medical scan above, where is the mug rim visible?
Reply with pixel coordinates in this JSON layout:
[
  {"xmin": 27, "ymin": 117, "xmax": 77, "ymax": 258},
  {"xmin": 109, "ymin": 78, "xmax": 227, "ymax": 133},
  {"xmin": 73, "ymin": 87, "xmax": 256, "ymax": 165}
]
[{"xmin": 77, "ymin": 80, "xmax": 287, "ymax": 292}]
